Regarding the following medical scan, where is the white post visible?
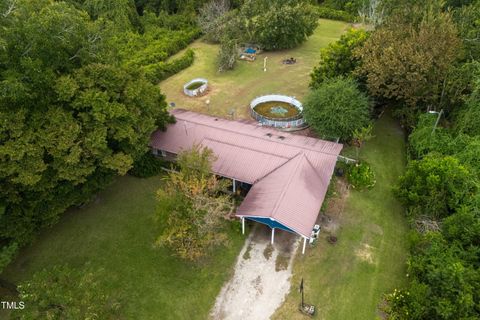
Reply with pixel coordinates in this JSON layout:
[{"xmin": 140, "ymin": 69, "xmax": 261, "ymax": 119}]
[
  {"xmin": 264, "ymin": 56, "xmax": 267, "ymax": 72},
  {"xmin": 232, "ymin": 179, "xmax": 236, "ymax": 193},
  {"xmin": 271, "ymin": 228, "xmax": 275, "ymax": 244},
  {"xmin": 302, "ymin": 237, "xmax": 307, "ymax": 254},
  {"xmin": 241, "ymin": 217, "xmax": 245, "ymax": 235}
]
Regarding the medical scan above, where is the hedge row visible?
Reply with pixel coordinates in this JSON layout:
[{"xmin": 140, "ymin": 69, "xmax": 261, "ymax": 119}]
[
  {"xmin": 316, "ymin": 6, "xmax": 355, "ymax": 22},
  {"xmin": 143, "ymin": 49, "xmax": 195, "ymax": 83}
]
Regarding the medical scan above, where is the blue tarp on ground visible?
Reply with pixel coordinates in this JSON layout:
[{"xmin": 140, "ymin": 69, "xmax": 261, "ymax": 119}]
[
  {"xmin": 245, "ymin": 48, "xmax": 256, "ymax": 54},
  {"xmin": 246, "ymin": 217, "xmax": 296, "ymax": 234}
]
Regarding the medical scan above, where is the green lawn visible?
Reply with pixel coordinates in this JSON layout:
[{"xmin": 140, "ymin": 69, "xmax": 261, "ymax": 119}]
[
  {"xmin": 1, "ymin": 176, "xmax": 245, "ymax": 320},
  {"xmin": 160, "ymin": 19, "xmax": 348, "ymax": 118},
  {"xmin": 273, "ymin": 111, "xmax": 409, "ymax": 320}
]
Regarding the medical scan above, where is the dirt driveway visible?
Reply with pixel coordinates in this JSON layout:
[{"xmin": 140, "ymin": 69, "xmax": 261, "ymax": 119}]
[{"xmin": 211, "ymin": 225, "xmax": 299, "ymax": 320}]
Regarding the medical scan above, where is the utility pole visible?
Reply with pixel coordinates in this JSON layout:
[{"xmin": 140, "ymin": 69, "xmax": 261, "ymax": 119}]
[{"xmin": 428, "ymin": 109, "xmax": 444, "ymax": 134}]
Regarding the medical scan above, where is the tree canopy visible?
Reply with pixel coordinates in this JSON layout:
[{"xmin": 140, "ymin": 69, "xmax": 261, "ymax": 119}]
[
  {"xmin": 0, "ymin": 0, "xmax": 186, "ymax": 272},
  {"xmin": 310, "ymin": 28, "xmax": 369, "ymax": 88},
  {"xmin": 155, "ymin": 146, "xmax": 233, "ymax": 261},
  {"xmin": 13, "ymin": 264, "xmax": 120, "ymax": 319},
  {"xmin": 355, "ymin": 2, "xmax": 461, "ymax": 126},
  {"xmin": 303, "ymin": 77, "xmax": 371, "ymax": 141}
]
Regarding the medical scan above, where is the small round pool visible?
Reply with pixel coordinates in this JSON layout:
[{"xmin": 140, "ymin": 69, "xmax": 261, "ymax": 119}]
[
  {"xmin": 250, "ymin": 95, "xmax": 305, "ymax": 129},
  {"xmin": 183, "ymin": 78, "xmax": 208, "ymax": 97}
]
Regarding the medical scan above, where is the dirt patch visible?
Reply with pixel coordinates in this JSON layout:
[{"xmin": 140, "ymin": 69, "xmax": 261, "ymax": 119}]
[
  {"xmin": 263, "ymin": 243, "xmax": 274, "ymax": 260},
  {"xmin": 211, "ymin": 227, "xmax": 299, "ymax": 320},
  {"xmin": 355, "ymin": 243, "xmax": 375, "ymax": 264},
  {"xmin": 243, "ymin": 243, "xmax": 253, "ymax": 260},
  {"xmin": 275, "ymin": 254, "xmax": 290, "ymax": 272}
]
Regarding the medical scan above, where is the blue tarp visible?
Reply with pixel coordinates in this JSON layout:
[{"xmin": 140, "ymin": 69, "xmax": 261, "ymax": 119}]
[
  {"xmin": 246, "ymin": 217, "xmax": 296, "ymax": 234},
  {"xmin": 245, "ymin": 48, "xmax": 256, "ymax": 54}
]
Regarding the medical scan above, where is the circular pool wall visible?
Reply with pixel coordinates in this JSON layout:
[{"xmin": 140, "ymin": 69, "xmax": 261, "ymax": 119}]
[
  {"xmin": 250, "ymin": 94, "xmax": 305, "ymax": 129},
  {"xmin": 183, "ymin": 78, "xmax": 208, "ymax": 97}
]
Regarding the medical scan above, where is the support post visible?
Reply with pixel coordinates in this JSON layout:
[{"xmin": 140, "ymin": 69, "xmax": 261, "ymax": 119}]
[
  {"xmin": 241, "ymin": 217, "xmax": 245, "ymax": 235},
  {"xmin": 302, "ymin": 237, "xmax": 307, "ymax": 254},
  {"xmin": 271, "ymin": 228, "xmax": 275, "ymax": 244},
  {"xmin": 232, "ymin": 179, "xmax": 236, "ymax": 193}
]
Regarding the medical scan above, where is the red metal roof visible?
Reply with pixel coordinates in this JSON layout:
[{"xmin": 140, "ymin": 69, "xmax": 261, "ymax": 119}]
[
  {"xmin": 236, "ymin": 153, "xmax": 327, "ymax": 238},
  {"xmin": 150, "ymin": 109, "xmax": 343, "ymax": 238}
]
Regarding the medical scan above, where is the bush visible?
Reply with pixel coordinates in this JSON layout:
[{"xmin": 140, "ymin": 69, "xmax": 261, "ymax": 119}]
[
  {"xmin": 346, "ymin": 162, "xmax": 376, "ymax": 190},
  {"xmin": 303, "ymin": 77, "xmax": 371, "ymax": 141},
  {"xmin": 396, "ymin": 154, "xmax": 477, "ymax": 219},
  {"xmin": 315, "ymin": 6, "xmax": 354, "ymax": 22},
  {"xmin": 129, "ymin": 152, "xmax": 168, "ymax": 178},
  {"xmin": 143, "ymin": 49, "xmax": 195, "ymax": 83},
  {"xmin": 0, "ymin": 242, "xmax": 18, "ymax": 273},
  {"xmin": 250, "ymin": 2, "xmax": 318, "ymax": 50},
  {"xmin": 455, "ymin": 79, "xmax": 480, "ymax": 137},
  {"xmin": 310, "ymin": 28, "xmax": 369, "ymax": 88}
]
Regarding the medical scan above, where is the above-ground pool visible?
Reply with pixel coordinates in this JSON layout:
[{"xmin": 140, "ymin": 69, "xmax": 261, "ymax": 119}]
[
  {"xmin": 183, "ymin": 78, "xmax": 208, "ymax": 97},
  {"xmin": 250, "ymin": 95, "xmax": 305, "ymax": 129}
]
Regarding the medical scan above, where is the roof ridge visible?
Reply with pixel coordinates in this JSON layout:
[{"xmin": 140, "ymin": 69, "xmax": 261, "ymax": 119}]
[
  {"xmin": 202, "ymin": 137, "xmax": 290, "ymax": 160},
  {"xmin": 267, "ymin": 153, "xmax": 305, "ymax": 219},
  {"xmin": 172, "ymin": 109, "xmax": 341, "ymax": 157}
]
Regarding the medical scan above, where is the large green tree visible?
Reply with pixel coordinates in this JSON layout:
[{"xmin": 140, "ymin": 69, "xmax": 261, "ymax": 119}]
[
  {"xmin": 0, "ymin": 0, "xmax": 171, "ymax": 270},
  {"xmin": 303, "ymin": 77, "xmax": 371, "ymax": 141},
  {"xmin": 355, "ymin": 1, "xmax": 461, "ymax": 126}
]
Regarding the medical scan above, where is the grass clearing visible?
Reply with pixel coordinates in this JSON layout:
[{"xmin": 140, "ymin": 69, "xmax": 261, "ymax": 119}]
[
  {"xmin": 1, "ymin": 176, "xmax": 245, "ymax": 320},
  {"xmin": 273, "ymin": 111, "xmax": 409, "ymax": 320},
  {"xmin": 160, "ymin": 19, "xmax": 348, "ymax": 118}
]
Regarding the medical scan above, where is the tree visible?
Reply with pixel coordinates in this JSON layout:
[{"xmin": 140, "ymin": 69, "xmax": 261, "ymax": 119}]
[
  {"xmin": 396, "ymin": 154, "xmax": 477, "ymax": 219},
  {"xmin": 155, "ymin": 146, "xmax": 233, "ymax": 261},
  {"xmin": 303, "ymin": 77, "xmax": 371, "ymax": 141},
  {"xmin": 387, "ymin": 232, "xmax": 480, "ymax": 320},
  {"xmin": 0, "ymin": 0, "xmax": 172, "ymax": 254},
  {"xmin": 355, "ymin": 1, "xmax": 461, "ymax": 126},
  {"xmin": 197, "ymin": 0, "xmax": 231, "ymax": 43},
  {"xmin": 310, "ymin": 28, "xmax": 369, "ymax": 88},
  {"xmin": 456, "ymin": 78, "xmax": 480, "ymax": 136},
  {"xmin": 13, "ymin": 265, "xmax": 121, "ymax": 319},
  {"xmin": 247, "ymin": 0, "xmax": 318, "ymax": 50},
  {"xmin": 454, "ymin": 1, "xmax": 480, "ymax": 60},
  {"xmin": 218, "ymin": 37, "xmax": 238, "ymax": 72}
]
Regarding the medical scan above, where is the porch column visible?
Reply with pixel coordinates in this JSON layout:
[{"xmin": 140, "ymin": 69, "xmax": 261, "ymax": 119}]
[
  {"xmin": 271, "ymin": 228, "xmax": 275, "ymax": 244},
  {"xmin": 241, "ymin": 217, "xmax": 245, "ymax": 235},
  {"xmin": 232, "ymin": 179, "xmax": 236, "ymax": 193},
  {"xmin": 302, "ymin": 237, "xmax": 307, "ymax": 254}
]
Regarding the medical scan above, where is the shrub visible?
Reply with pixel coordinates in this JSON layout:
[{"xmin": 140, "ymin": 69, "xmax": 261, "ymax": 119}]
[
  {"xmin": 143, "ymin": 49, "xmax": 195, "ymax": 83},
  {"xmin": 310, "ymin": 28, "xmax": 369, "ymax": 88},
  {"xmin": 303, "ymin": 77, "xmax": 371, "ymax": 141},
  {"xmin": 346, "ymin": 162, "xmax": 376, "ymax": 190},
  {"xmin": 455, "ymin": 79, "xmax": 480, "ymax": 137},
  {"xmin": 129, "ymin": 152, "xmax": 168, "ymax": 178},
  {"xmin": 0, "ymin": 242, "xmax": 18, "ymax": 273},
  {"xmin": 396, "ymin": 154, "xmax": 477, "ymax": 219},
  {"xmin": 315, "ymin": 6, "xmax": 354, "ymax": 22}
]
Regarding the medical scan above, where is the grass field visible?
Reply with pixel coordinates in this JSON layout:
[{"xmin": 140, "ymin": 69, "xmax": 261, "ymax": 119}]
[
  {"xmin": 1, "ymin": 176, "xmax": 245, "ymax": 320},
  {"xmin": 160, "ymin": 19, "xmax": 349, "ymax": 119},
  {"xmin": 273, "ymin": 111, "xmax": 409, "ymax": 320}
]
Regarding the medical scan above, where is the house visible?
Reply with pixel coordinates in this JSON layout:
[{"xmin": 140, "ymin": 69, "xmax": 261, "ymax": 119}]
[{"xmin": 150, "ymin": 109, "xmax": 343, "ymax": 253}]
